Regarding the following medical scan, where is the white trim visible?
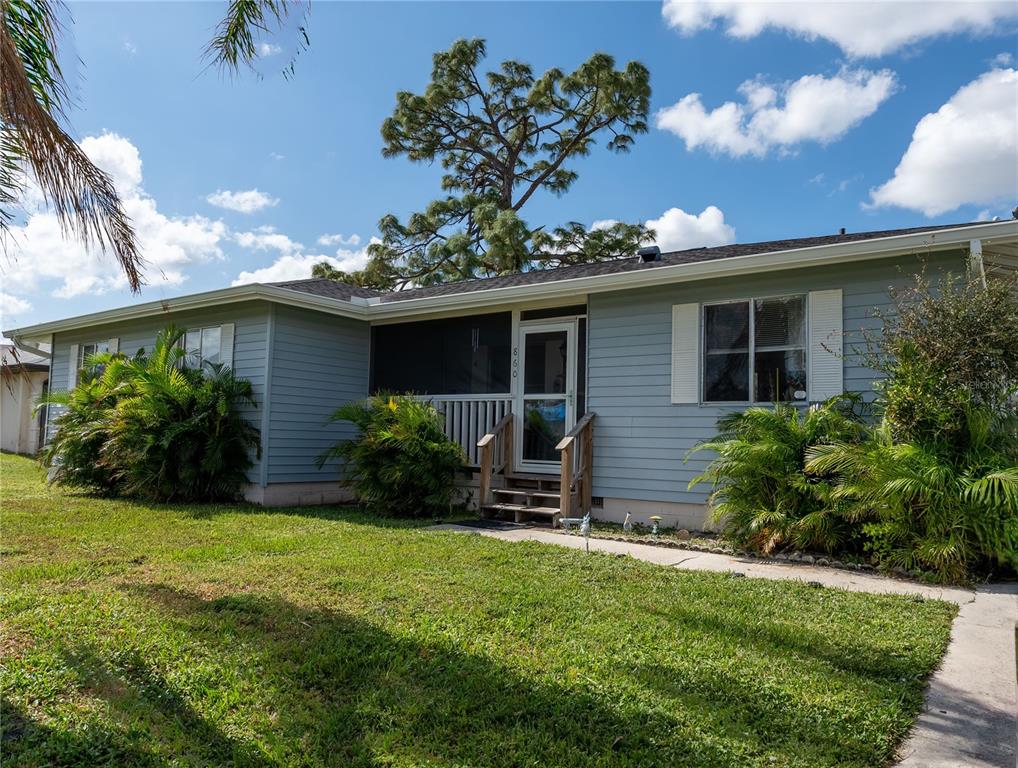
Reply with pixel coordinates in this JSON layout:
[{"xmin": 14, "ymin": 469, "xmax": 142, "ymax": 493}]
[
  {"xmin": 700, "ymin": 293, "xmax": 809, "ymax": 405},
  {"xmin": 6, "ymin": 284, "xmax": 370, "ymax": 343},
  {"xmin": 362, "ymin": 221, "xmax": 1018, "ymax": 321},
  {"xmin": 515, "ymin": 319, "xmax": 577, "ymax": 473},
  {"xmin": 7, "ymin": 221, "xmax": 1017, "ymax": 344}
]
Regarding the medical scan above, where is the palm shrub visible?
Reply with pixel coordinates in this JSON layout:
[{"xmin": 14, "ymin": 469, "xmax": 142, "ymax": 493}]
[
  {"xmin": 318, "ymin": 394, "xmax": 467, "ymax": 517},
  {"xmin": 807, "ymin": 408, "xmax": 1018, "ymax": 582},
  {"xmin": 41, "ymin": 351, "xmax": 129, "ymax": 494},
  {"xmin": 687, "ymin": 396, "xmax": 867, "ymax": 553},
  {"xmin": 42, "ymin": 326, "xmax": 260, "ymax": 502}
]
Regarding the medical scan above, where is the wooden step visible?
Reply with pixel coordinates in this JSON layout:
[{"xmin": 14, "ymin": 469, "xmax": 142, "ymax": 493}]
[
  {"xmin": 482, "ymin": 502, "xmax": 561, "ymax": 526},
  {"xmin": 492, "ymin": 488, "xmax": 562, "ymax": 501},
  {"xmin": 505, "ymin": 471, "xmax": 560, "ymax": 483}
]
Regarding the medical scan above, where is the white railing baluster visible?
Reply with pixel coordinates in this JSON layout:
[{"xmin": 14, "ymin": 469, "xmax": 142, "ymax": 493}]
[{"xmin": 414, "ymin": 394, "xmax": 513, "ymax": 467}]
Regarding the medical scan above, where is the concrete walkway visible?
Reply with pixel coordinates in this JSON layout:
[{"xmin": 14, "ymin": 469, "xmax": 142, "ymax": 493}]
[{"xmin": 434, "ymin": 524, "xmax": 1018, "ymax": 767}]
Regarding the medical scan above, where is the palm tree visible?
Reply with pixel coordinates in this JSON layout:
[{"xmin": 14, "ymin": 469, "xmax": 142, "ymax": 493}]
[{"xmin": 1, "ymin": 0, "xmax": 307, "ymax": 290}]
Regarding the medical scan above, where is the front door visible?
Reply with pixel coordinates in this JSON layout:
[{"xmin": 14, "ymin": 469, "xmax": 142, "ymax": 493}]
[{"xmin": 516, "ymin": 321, "xmax": 576, "ymax": 472}]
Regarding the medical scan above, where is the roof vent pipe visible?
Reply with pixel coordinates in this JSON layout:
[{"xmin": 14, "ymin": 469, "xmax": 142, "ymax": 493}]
[
  {"xmin": 637, "ymin": 246, "xmax": 661, "ymax": 263},
  {"xmin": 839, "ymin": 227, "xmax": 846, "ymax": 235}
]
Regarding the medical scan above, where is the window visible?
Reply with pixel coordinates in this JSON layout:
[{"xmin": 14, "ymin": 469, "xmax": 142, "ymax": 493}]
[
  {"xmin": 78, "ymin": 341, "xmax": 110, "ymax": 369},
  {"xmin": 182, "ymin": 326, "xmax": 222, "ymax": 368},
  {"xmin": 371, "ymin": 313, "xmax": 511, "ymax": 395},
  {"xmin": 702, "ymin": 295, "xmax": 807, "ymax": 403}
]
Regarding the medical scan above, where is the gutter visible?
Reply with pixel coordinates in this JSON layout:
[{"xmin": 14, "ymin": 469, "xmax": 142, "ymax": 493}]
[
  {"xmin": 365, "ymin": 220, "xmax": 1018, "ymax": 319},
  {"xmin": 6, "ymin": 220, "xmax": 1017, "ymax": 340}
]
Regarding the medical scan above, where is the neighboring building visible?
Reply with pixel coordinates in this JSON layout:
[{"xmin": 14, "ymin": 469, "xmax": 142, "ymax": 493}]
[
  {"xmin": 5, "ymin": 220, "xmax": 1017, "ymax": 527},
  {"xmin": 0, "ymin": 344, "xmax": 49, "ymax": 456}
]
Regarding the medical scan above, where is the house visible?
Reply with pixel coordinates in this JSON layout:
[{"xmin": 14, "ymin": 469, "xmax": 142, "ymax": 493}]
[
  {"xmin": 6, "ymin": 220, "xmax": 1017, "ymax": 528},
  {"xmin": 0, "ymin": 344, "xmax": 49, "ymax": 456}
]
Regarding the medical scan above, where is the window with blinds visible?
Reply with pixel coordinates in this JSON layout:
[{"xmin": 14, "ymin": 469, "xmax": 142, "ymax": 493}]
[{"xmin": 702, "ymin": 295, "xmax": 807, "ymax": 403}]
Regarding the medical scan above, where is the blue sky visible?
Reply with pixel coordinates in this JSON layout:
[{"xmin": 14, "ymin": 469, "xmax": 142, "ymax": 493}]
[{"xmin": 3, "ymin": 1, "xmax": 1017, "ymax": 333}]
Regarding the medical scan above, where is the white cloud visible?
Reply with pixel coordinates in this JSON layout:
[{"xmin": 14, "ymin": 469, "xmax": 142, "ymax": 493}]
[
  {"xmin": 123, "ymin": 40, "xmax": 137, "ymax": 56},
  {"xmin": 868, "ymin": 68, "xmax": 1018, "ymax": 216},
  {"xmin": 206, "ymin": 188, "xmax": 279, "ymax": 214},
  {"xmin": 993, "ymin": 52, "xmax": 1014, "ymax": 67},
  {"xmin": 232, "ymin": 237, "xmax": 379, "ymax": 286},
  {"xmin": 269, "ymin": 152, "xmax": 285, "ymax": 161},
  {"xmin": 656, "ymin": 68, "xmax": 896, "ymax": 158},
  {"xmin": 645, "ymin": 205, "xmax": 735, "ymax": 251},
  {"xmin": 0, "ymin": 292, "xmax": 32, "ymax": 322},
  {"xmin": 233, "ymin": 225, "xmax": 302, "ymax": 254},
  {"xmin": 662, "ymin": 1, "xmax": 1018, "ymax": 57},
  {"xmin": 317, "ymin": 233, "xmax": 361, "ymax": 247},
  {"xmin": 2, "ymin": 133, "xmax": 227, "ymax": 300},
  {"xmin": 258, "ymin": 42, "xmax": 283, "ymax": 57}
]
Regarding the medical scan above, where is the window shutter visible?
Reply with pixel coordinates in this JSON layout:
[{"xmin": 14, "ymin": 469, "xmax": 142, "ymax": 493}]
[
  {"xmin": 108, "ymin": 337, "xmax": 119, "ymax": 354},
  {"xmin": 220, "ymin": 323, "xmax": 235, "ymax": 369},
  {"xmin": 808, "ymin": 289, "xmax": 843, "ymax": 401},
  {"xmin": 671, "ymin": 303, "xmax": 699, "ymax": 404},
  {"xmin": 67, "ymin": 343, "xmax": 79, "ymax": 389}
]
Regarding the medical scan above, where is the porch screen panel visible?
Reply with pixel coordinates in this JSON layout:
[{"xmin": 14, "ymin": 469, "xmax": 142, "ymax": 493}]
[{"xmin": 371, "ymin": 313, "xmax": 511, "ymax": 394}]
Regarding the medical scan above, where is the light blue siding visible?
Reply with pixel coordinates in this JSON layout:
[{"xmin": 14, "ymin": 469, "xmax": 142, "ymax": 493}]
[
  {"xmin": 49, "ymin": 302, "xmax": 269, "ymax": 481},
  {"xmin": 587, "ymin": 251, "xmax": 965, "ymax": 505},
  {"xmin": 265, "ymin": 306, "xmax": 369, "ymax": 484}
]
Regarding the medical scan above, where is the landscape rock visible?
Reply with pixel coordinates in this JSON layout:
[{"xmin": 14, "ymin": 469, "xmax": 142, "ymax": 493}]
[{"xmin": 675, "ymin": 529, "xmax": 692, "ymax": 541}]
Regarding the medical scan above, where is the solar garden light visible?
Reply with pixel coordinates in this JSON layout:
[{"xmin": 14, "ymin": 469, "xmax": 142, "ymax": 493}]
[{"xmin": 649, "ymin": 515, "xmax": 662, "ymax": 538}]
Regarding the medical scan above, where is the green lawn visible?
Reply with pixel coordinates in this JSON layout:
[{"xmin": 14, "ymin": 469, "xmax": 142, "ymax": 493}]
[{"xmin": 0, "ymin": 453, "xmax": 955, "ymax": 767}]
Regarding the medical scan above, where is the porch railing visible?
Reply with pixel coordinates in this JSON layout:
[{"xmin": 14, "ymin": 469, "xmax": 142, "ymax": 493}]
[
  {"xmin": 417, "ymin": 394, "xmax": 512, "ymax": 466},
  {"xmin": 556, "ymin": 412, "xmax": 595, "ymax": 519},
  {"xmin": 476, "ymin": 412, "xmax": 513, "ymax": 508}
]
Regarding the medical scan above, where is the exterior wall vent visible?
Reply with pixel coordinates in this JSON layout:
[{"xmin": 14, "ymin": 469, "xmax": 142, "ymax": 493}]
[{"xmin": 637, "ymin": 246, "xmax": 661, "ymax": 263}]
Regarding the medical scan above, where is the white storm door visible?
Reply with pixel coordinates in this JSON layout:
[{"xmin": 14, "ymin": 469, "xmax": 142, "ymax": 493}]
[{"xmin": 516, "ymin": 320, "xmax": 576, "ymax": 472}]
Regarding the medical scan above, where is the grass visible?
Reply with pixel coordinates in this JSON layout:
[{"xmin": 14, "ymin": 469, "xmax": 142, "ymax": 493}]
[{"xmin": 0, "ymin": 453, "xmax": 956, "ymax": 767}]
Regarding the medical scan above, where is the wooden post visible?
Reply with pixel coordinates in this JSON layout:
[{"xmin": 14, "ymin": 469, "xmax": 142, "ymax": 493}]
[
  {"xmin": 559, "ymin": 438, "xmax": 573, "ymax": 519},
  {"xmin": 582, "ymin": 426, "xmax": 593, "ymax": 514},
  {"xmin": 504, "ymin": 418, "xmax": 513, "ymax": 474},
  {"xmin": 478, "ymin": 437, "xmax": 493, "ymax": 510}
]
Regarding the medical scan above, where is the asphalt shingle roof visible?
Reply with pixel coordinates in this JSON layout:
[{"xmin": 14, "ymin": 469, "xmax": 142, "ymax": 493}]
[
  {"xmin": 269, "ymin": 278, "xmax": 382, "ymax": 301},
  {"xmin": 272, "ymin": 222, "xmax": 979, "ymax": 304}
]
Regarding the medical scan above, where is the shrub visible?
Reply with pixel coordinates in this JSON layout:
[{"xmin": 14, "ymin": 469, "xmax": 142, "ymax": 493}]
[
  {"xmin": 40, "ymin": 361, "xmax": 123, "ymax": 494},
  {"xmin": 42, "ymin": 326, "xmax": 260, "ymax": 502},
  {"xmin": 807, "ymin": 407, "xmax": 1018, "ymax": 581},
  {"xmin": 687, "ymin": 396, "xmax": 867, "ymax": 554},
  {"xmin": 868, "ymin": 272, "xmax": 1018, "ymax": 444},
  {"xmin": 318, "ymin": 394, "xmax": 467, "ymax": 517}
]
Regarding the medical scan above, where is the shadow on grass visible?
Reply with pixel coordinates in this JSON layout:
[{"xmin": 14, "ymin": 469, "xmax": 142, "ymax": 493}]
[
  {"xmin": 178, "ymin": 496, "xmax": 468, "ymax": 529},
  {"xmin": 652, "ymin": 594, "xmax": 948, "ymax": 683},
  {"xmin": 106, "ymin": 582, "xmax": 743, "ymax": 767},
  {"xmin": 2, "ymin": 696, "xmax": 161, "ymax": 767}
]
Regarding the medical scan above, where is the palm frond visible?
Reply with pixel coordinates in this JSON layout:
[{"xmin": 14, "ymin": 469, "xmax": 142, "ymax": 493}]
[
  {"xmin": 204, "ymin": 0, "xmax": 309, "ymax": 78},
  {"xmin": 0, "ymin": 1, "xmax": 142, "ymax": 288}
]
